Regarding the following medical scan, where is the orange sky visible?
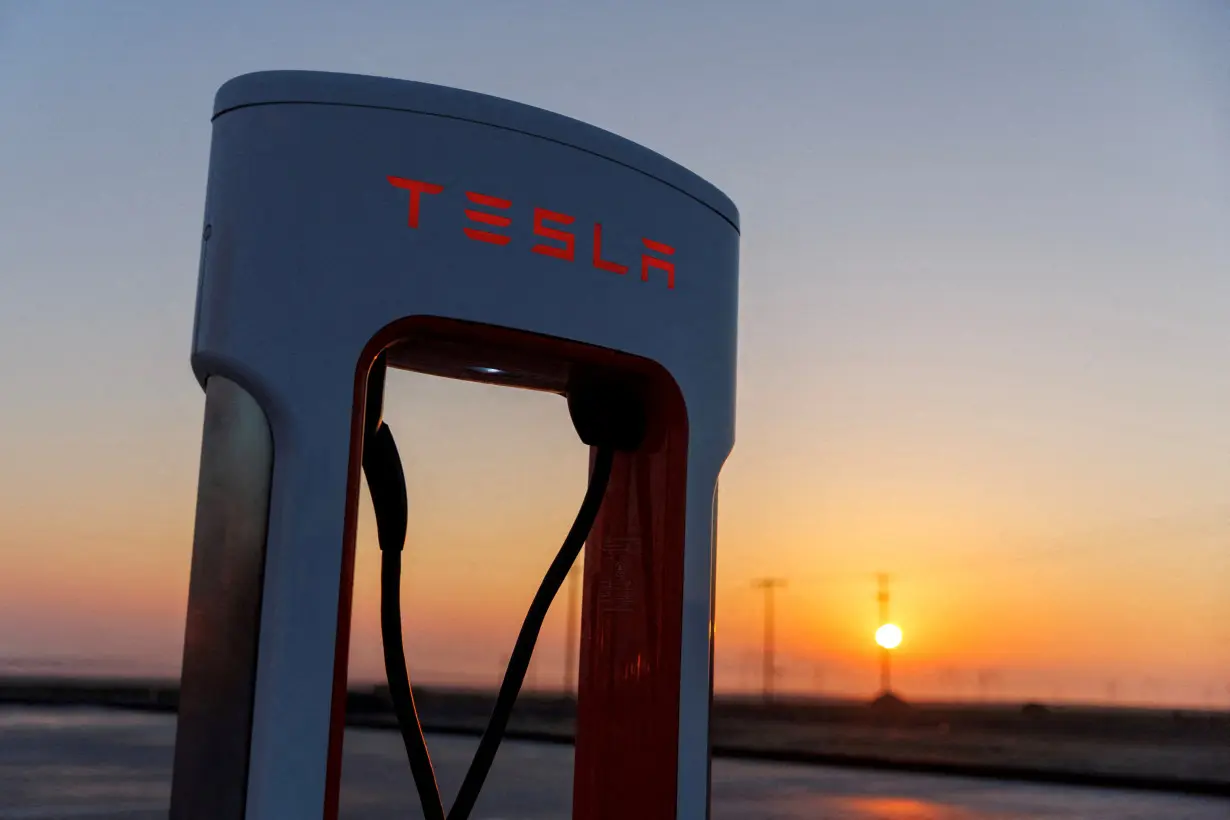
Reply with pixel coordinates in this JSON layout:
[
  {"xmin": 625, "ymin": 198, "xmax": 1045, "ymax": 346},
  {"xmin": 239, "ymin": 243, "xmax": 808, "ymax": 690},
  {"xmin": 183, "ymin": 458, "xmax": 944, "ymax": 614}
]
[{"xmin": 1, "ymin": 371, "xmax": 1226, "ymax": 708}]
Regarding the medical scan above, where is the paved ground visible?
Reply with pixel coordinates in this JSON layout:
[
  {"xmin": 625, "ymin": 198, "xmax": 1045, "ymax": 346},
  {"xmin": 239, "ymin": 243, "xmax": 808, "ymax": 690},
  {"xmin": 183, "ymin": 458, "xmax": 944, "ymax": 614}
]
[{"xmin": 0, "ymin": 708, "xmax": 1226, "ymax": 819}]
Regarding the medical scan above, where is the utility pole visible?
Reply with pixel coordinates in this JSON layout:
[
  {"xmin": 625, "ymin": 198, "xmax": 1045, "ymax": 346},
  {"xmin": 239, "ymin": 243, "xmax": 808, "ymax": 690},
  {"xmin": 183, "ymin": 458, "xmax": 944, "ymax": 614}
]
[
  {"xmin": 751, "ymin": 578, "xmax": 787, "ymax": 704},
  {"xmin": 563, "ymin": 563, "xmax": 580, "ymax": 696},
  {"xmin": 877, "ymin": 573, "xmax": 891, "ymax": 694}
]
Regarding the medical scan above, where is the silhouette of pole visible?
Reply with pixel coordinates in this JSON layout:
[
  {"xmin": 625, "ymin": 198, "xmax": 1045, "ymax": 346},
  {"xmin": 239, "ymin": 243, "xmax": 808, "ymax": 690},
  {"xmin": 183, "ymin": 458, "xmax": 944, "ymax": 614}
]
[
  {"xmin": 752, "ymin": 578, "xmax": 787, "ymax": 703},
  {"xmin": 877, "ymin": 573, "xmax": 891, "ymax": 694},
  {"xmin": 563, "ymin": 563, "xmax": 580, "ymax": 696}
]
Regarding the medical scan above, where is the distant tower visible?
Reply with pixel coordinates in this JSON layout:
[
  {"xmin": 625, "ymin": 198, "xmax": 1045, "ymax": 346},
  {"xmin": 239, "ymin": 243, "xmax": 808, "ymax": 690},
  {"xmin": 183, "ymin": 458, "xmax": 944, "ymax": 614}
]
[
  {"xmin": 751, "ymin": 578, "xmax": 787, "ymax": 704},
  {"xmin": 877, "ymin": 573, "xmax": 892, "ymax": 694}
]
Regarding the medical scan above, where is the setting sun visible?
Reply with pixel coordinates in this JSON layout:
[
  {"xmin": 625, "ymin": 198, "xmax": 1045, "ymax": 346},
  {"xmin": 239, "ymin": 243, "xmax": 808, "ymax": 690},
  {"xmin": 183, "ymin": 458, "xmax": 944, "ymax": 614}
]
[{"xmin": 876, "ymin": 623, "xmax": 903, "ymax": 650}]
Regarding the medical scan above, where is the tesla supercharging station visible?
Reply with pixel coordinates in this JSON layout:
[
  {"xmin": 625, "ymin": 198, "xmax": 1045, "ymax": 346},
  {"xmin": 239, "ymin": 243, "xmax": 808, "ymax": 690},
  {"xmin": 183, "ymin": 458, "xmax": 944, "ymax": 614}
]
[{"xmin": 169, "ymin": 71, "xmax": 739, "ymax": 820}]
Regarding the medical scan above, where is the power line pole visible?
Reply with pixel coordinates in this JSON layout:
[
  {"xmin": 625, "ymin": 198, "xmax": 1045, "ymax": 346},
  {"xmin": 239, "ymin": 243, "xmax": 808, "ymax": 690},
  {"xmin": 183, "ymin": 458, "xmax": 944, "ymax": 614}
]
[
  {"xmin": 563, "ymin": 563, "xmax": 580, "ymax": 696},
  {"xmin": 752, "ymin": 577, "xmax": 787, "ymax": 704},
  {"xmin": 877, "ymin": 573, "xmax": 892, "ymax": 694}
]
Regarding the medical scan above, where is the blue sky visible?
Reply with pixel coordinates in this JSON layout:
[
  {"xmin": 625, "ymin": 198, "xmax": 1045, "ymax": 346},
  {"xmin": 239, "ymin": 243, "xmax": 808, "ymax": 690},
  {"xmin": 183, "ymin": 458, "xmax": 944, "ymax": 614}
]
[{"xmin": 1, "ymin": 1, "xmax": 1228, "ymax": 702}]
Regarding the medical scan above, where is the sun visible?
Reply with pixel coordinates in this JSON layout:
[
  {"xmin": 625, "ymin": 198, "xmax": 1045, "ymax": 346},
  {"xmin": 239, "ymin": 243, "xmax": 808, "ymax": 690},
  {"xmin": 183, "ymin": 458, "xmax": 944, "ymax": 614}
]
[{"xmin": 875, "ymin": 623, "xmax": 903, "ymax": 650}]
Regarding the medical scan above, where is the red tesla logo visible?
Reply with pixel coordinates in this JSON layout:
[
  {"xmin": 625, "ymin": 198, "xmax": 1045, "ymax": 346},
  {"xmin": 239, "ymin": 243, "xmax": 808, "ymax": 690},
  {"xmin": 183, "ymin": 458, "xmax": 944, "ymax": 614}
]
[{"xmin": 387, "ymin": 175, "xmax": 676, "ymax": 290}]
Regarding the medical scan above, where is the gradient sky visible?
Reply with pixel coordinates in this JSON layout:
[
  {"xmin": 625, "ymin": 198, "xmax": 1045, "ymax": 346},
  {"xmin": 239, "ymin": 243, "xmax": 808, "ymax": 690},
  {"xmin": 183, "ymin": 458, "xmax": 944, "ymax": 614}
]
[{"xmin": 1, "ymin": 1, "xmax": 1228, "ymax": 706}]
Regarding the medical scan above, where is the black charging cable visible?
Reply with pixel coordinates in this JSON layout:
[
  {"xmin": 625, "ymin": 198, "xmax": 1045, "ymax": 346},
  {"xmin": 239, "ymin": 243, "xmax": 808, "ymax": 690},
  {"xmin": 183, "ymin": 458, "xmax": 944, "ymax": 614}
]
[
  {"xmin": 363, "ymin": 418, "xmax": 446, "ymax": 819},
  {"xmin": 361, "ymin": 355, "xmax": 643, "ymax": 820},
  {"xmin": 448, "ymin": 444, "xmax": 613, "ymax": 819}
]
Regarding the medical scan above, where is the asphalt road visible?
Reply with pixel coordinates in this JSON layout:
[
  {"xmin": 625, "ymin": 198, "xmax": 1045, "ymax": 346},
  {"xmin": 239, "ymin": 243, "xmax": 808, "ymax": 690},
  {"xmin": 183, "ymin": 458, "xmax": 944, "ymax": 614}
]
[{"xmin": 0, "ymin": 707, "xmax": 1226, "ymax": 819}]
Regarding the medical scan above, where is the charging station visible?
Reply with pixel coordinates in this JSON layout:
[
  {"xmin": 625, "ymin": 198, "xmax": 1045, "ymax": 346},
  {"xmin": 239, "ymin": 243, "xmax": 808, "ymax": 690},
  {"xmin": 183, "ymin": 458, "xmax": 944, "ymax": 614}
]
[{"xmin": 169, "ymin": 71, "xmax": 739, "ymax": 820}]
